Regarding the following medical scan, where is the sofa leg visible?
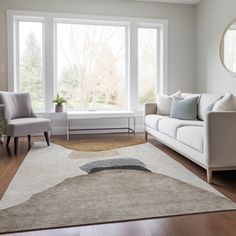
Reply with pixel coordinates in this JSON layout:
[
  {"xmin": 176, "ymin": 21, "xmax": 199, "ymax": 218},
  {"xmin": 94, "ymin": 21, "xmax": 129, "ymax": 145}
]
[
  {"xmin": 44, "ymin": 132, "xmax": 50, "ymax": 146},
  {"xmin": 14, "ymin": 137, "xmax": 19, "ymax": 155},
  {"xmin": 207, "ymin": 169, "xmax": 212, "ymax": 184},
  {"xmin": 145, "ymin": 132, "xmax": 148, "ymax": 141}
]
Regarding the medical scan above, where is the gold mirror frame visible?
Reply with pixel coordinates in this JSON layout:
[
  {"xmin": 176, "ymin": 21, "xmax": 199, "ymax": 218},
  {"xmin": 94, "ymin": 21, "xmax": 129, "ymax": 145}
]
[{"xmin": 220, "ymin": 19, "xmax": 236, "ymax": 75}]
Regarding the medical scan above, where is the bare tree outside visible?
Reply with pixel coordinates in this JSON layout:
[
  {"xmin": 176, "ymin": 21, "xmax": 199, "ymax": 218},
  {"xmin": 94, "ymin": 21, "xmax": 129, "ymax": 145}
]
[
  {"xmin": 57, "ymin": 24, "xmax": 126, "ymax": 110},
  {"xmin": 138, "ymin": 28, "xmax": 158, "ymax": 108},
  {"xmin": 19, "ymin": 22, "xmax": 43, "ymax": 110}
]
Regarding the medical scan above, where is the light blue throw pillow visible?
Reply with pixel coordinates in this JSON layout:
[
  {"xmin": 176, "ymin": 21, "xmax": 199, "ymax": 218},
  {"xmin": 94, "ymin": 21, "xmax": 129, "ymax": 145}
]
[{"xmin": 170, "ymin": 96, "xmax": 199, "ymax": 120}]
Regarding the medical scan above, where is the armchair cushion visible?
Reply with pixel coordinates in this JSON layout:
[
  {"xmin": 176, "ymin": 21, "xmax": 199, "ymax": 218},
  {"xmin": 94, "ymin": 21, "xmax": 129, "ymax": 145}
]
[
  {"xmin": 0, "ymin": 92, "xmax": 34, "ymax": 121},
  {"xmin": 6, "ymin": 118, "xmax": 52, "ymax": 137}
]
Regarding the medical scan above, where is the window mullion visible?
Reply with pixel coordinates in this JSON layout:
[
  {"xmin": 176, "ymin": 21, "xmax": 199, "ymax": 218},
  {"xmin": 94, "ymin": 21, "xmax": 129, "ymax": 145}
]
[
  {"xmin": 129, "ymin": 22, "xmax": 138, "ymax": 113},
  {"xmin": 44, "ymin": 16, "xmax": 54, "ymax": 112}
]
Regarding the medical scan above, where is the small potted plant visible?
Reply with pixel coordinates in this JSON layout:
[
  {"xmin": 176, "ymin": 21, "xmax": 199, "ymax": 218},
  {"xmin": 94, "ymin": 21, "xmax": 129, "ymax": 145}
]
[{"xmin": 52, "ymin": 94, "xmax": 67, "ymax": 113}]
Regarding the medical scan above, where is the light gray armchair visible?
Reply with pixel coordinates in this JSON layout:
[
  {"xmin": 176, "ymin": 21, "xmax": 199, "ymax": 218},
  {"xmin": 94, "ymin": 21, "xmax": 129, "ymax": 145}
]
[{"xmin": 0, "ymin": 92, "xmax": 52, "ymax": 154}]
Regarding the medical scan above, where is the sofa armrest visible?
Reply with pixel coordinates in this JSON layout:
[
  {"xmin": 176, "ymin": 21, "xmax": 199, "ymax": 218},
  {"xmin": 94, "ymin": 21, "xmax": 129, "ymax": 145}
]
[
  {"xmin": 205, "ymin": 111, "xmax": 236, "ymax": 168},
  {"xmin": 144, "ymin": 103, "xmax": 157, "ymax": 116}
]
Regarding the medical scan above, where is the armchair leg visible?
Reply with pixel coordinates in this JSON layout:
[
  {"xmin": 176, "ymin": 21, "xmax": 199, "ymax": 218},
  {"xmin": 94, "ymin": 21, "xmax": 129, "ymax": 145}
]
[
  {"xmin": 145, "ymin": 132, "xmax": 148, "ymax": 141},
  {"xmin": 44, "ymin": 132, "xmax": 50, "ymax": 146},
  {"xmin": 207, "ymin": 169, "xmax": 213, "ymax": 184},
  {"xmin": 14, "ymin": 137, "xmax": 19, "ymax": 155},
  {"xmin": 6, "ymin": 136, "xmax": 11, "ymax": 147},
  {"xmin": 28, "ymin": 135, "xmax": 31, "ymax": 149}
]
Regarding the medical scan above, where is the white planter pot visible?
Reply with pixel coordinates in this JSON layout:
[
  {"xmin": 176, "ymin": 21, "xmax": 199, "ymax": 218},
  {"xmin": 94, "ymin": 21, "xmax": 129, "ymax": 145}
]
[{"xmin": 55, "ymin": 104, "xmax": 63, "ymax": 113}]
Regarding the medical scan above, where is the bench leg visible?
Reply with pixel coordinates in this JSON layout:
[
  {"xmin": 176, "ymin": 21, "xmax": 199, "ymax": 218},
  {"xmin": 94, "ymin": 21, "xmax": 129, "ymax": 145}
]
[{"xmin": 207, "ymin": 169, "xmax": 212, "ymax": 184}]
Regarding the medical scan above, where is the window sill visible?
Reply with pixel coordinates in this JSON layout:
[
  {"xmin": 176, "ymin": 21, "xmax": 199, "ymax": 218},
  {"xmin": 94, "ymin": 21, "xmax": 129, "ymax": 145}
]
[{"xmin": 36, "ymin": 110, "xmax": 144, "ymax": 119}]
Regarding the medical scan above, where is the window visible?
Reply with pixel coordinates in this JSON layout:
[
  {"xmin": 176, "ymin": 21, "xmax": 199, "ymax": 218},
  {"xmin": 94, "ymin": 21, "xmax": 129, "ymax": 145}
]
[
  {"xmin": 17, "ymin": 20, "xmax": 44, "ymax": 111},
  {"xmin": 138, "ymin": 28, "xmax": 159, "ymax": 110},
  {"xmin": 8, "ymin": 11, "xmax": 167, "ymax": 113},
  {"xmin": 56, "ymin": 22, "xmax": 127, "ymax": 110}
]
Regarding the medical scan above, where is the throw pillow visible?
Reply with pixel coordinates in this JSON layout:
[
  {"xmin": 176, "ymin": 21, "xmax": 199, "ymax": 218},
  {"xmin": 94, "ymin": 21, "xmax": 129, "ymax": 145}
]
[
  {"xmin": 212, "ymin": 93, "xmax": 236, "ymax": 111},
  {"xmin": 156, "ymin": 91, "xmax": 181, "ymax": 115},
  {"xmin": 170, "ymin": 96, "xmax": 199, "ymax": 120},
  {"xmin": 206, "ymin": 96, "xmax": 223, "ymax": 112}
]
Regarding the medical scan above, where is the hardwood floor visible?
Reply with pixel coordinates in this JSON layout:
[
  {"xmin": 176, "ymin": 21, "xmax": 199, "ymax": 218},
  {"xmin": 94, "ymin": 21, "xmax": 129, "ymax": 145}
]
[{"xmin": 0, "ymin": 134, "xmax": 236, "ymax": 236}]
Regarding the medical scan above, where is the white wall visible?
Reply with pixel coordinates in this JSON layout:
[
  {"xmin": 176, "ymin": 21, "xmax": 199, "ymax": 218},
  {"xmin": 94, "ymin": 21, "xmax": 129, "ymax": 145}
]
[
  {"xmin": 196, "ymin": 0, "xmax": 236, "ymax": 94},
  {"xmin": 0, "ymin": 0, "xmax": 196, "ymax": 94}
]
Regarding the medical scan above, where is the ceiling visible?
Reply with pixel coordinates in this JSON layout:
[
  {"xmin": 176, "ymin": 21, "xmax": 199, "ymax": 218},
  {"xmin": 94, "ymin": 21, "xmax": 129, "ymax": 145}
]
[{"xmin": 136, "ymin": 0, "xmax": 202, "ymax": 4}]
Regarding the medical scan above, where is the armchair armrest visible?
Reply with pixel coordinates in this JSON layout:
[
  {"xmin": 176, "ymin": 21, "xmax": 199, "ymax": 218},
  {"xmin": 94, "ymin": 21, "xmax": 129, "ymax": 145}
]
[
  {"xmin": 0, "ymin": 105, "xmax": 5, "ymax": 120},
  {"xmin": 205, "ymin": 111, "xmax": 236, "ymax": 168},
  {"xmin": 0, "ymin": 105, "xmax": 6, "ymax": 134},
  {"xmin": 144, "ymin": 103, "xmax": 157, "ymax": 116}
]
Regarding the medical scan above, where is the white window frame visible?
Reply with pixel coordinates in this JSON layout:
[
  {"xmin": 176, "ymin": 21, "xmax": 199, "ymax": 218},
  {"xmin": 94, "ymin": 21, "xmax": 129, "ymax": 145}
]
[
  {"xmin": 8, "ymin": 15, "xmax": 46, "ymax": 111},
  {"xmin": 54, "ymin": 18, "xmax": 129, "ymax": 111},
  {"xmin": 137, "ymin": 25, "xmax": 161, "ymax": 111},
  {"xmin": 7, "ymin": 10, "xmax": 168, "ymax": 114}
]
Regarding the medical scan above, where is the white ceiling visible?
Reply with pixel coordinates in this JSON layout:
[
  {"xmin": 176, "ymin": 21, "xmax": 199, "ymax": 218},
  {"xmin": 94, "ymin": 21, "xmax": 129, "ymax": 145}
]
[{"xmin": 136, "ymin": 0, "xmax": 202, "ymax": 5}]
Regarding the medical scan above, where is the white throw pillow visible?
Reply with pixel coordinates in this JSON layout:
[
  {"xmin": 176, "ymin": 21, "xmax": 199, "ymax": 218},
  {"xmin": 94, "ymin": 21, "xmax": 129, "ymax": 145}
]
[
  {"xmin": 157, "ymin": 91, "xmax": 181, "ymax": 115},
  {"xmin": 212, "ymin": 93, "xmax": 236, "ymax": 111}
]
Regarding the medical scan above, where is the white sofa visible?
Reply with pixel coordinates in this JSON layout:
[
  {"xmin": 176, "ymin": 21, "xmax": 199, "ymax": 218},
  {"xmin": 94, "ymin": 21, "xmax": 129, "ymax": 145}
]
[{"xmin": 144, "ymin": 93, "xmax": 236, "ymax": 184}]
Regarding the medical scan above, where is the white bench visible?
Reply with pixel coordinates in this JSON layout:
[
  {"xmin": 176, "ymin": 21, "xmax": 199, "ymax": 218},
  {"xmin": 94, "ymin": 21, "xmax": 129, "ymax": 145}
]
[{"xmin": 50, "ymin": 111, "xmax": 136, "ymax": 140}]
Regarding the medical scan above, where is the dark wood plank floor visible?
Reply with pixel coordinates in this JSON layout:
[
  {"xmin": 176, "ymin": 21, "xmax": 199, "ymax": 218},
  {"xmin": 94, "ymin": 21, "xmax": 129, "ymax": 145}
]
[{"xmin": 0, "ymin": 133, "xmax": 236, "ymax": 236}]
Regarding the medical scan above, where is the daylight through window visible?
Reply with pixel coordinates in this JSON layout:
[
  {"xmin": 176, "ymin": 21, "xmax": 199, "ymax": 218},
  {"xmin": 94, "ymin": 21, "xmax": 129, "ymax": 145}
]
[
  {"xmin": 9, "ymin": 12, "xmax": 167, "ymax": 113},
  {"xmin": 56, "ymin": 23, "xmax": 126, "ymax": 110}
]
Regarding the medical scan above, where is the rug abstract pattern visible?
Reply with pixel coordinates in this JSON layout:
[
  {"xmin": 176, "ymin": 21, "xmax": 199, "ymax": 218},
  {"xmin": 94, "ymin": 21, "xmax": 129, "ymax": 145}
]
[
  {"xmin": 52, "ymin": 136, "xmax": 145, "ymax": 151},
  {"xmin": 0, "ymin": 142, "xmax": 235, "ymax": 234}
]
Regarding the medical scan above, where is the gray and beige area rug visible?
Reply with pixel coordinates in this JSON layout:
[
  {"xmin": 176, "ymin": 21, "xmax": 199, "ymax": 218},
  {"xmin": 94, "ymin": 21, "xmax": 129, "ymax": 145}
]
[{"xmin": 0, "ymin": 142, "xmax": 236, "ymax": 234}]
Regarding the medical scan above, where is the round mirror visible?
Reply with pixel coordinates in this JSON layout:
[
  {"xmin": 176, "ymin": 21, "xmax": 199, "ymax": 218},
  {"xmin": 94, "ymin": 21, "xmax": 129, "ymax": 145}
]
[{"xmin": 220, "ymin": 20, "xmax": 236, "ymax": 74}]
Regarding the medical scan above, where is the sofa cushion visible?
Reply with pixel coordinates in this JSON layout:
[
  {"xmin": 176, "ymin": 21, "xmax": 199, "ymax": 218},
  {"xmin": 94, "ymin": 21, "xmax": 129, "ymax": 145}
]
[
  {"xmin": 177, "ymin": 126, "xmax": 204, "ymax": 152},
  {"xmin": 145, "ymin": 114, "xmax": 165, "ymax": 130},
  {"xmin": 198, "ymin": 94, "xmax": 222, "ymax": 121},
  {"xmin": 158, "ymin": 117, "xmax": 203, "ymax": 138}
]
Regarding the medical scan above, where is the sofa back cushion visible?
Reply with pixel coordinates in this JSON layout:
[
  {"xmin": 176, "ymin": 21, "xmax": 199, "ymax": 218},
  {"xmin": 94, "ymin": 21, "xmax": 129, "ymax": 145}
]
[{"xmin": 198, "ymin": 94, "xmax": 222, "ymax": 121}]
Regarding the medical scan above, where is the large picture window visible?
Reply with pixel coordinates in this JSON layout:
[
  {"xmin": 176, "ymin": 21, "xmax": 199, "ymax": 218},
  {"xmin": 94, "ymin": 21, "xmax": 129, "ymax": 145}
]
[
  {"xmin": 8, "ymin": 11, "xmax": 167, "ymax": 113},
  {"xmin": 17, "ymin": 20, "xmax": 44, "ymax": 111},
  {"xmin": 56, "ymin": 22, "xmax": 127, "ymax": 110},
  {"xmin": 138, "ymin": 27, "xmax": 158, "ymax": 109}
]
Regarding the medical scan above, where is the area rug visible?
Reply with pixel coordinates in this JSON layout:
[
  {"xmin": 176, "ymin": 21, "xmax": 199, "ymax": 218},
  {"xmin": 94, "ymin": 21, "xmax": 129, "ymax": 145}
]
[
  {"xmin": 0, "ymin": 142, "xmax": 236, "ymax": 234},
  {"xmin": 52, "ymin": 136, "xmax": 145, "ymax": 151}
]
